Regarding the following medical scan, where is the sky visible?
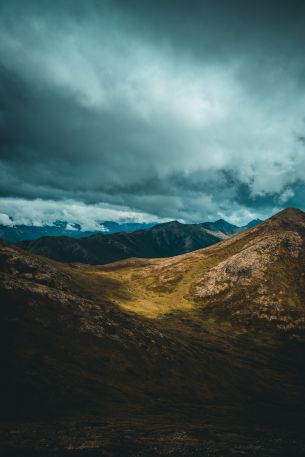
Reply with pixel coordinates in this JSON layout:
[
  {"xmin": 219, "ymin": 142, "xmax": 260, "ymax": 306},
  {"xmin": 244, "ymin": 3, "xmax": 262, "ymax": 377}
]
[{"xmin": 1, "ymin": 0, "xmax": 305, "ymax": 229}]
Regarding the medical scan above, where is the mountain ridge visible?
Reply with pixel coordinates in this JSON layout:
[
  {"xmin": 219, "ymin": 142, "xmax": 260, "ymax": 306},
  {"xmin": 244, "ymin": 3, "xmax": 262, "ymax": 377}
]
[
  {"xmin": 18, "ymin": 217, "xmax": 262, "ymax": 265},
  {"xmin": 0, "ymin": 217, "xmax": 262, "ymax": 243},
  {"xmin": 0, "ymin": 220, "xmax": 157, "ymax": 243}
]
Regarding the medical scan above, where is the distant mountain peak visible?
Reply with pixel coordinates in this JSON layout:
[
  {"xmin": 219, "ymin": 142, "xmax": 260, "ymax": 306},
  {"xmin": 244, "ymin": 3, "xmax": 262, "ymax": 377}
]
[
  {"xmin": 214, "ymin": 218, "xmax": 231, "ymax": 223},
  {"xmin": 201, "ymin": 219, "xmax": 238, "ymax": 235},
  {"xmin": 152, "ymin": 220, "xmax": 182, "ymax": 228}
]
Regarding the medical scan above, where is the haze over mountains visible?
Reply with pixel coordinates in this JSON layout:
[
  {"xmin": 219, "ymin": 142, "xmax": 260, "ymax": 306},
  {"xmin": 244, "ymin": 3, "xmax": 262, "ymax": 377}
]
[
  {"xmin": 0, "ymin": 220, "xmax": 156, "ymax": 243},
  {"xmin": 1, "ymin": 208, "xmax": 305, "ymax": 455},
  {"xmin": 17, "ymin": 218, "xmax": 261, "ymax": 265}
]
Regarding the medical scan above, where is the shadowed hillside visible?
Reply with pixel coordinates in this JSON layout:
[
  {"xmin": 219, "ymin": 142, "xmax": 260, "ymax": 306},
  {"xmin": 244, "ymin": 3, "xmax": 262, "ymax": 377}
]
[
  {"xmin": 19, "ymin": 220, "xmax": 225, "ymax": 264},
  {"xmin": 0, "ymin": 208, "xmax": 304, "ymax": 456},
  {"xmin": 18, "ymin": 218, "xmax": 261, "ymax": 265}
]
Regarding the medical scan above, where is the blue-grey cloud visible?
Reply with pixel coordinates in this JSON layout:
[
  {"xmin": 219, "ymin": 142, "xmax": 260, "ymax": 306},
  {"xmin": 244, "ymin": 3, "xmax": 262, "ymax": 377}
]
[{"xmin": 0, "ymin": 0, "xmax": 305, "ymax": 224}]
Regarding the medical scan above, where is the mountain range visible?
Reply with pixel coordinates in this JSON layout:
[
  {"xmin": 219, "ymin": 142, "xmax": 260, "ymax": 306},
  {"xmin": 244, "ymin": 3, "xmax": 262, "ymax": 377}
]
[
  {"xmin": 0, "ymin": 208, "xmax": 304, "ymax": 455},
  {"xmin": 18, "ymin": 218, "xmax": 261, "ymax": 265},
  {"xmin": 0, "ymin": 220, "xmax": 156, "ymax": 243}
]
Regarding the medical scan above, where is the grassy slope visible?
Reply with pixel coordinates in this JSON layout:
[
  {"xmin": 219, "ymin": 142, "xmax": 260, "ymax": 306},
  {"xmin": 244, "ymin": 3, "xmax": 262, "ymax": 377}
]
[{"xmin": 78, "ymin": 209, "xmax": 305, "ymax": 323}]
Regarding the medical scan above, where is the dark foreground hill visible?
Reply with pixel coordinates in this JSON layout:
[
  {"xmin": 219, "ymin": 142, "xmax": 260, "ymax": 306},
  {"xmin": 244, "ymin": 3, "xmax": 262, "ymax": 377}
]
[
  {"xmin": 19, "ymin": 218, "xmax": 261, "ymax": 265},
  {"xmin": 0, "ymin": 208, "xmax": 304, "ymax": 456}
]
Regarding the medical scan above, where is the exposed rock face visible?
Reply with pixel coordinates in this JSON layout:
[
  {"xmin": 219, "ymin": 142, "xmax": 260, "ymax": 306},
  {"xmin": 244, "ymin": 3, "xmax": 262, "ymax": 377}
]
[{"xmin": 193, "ymin": 231, "xmax": 303, "ymax": 299}]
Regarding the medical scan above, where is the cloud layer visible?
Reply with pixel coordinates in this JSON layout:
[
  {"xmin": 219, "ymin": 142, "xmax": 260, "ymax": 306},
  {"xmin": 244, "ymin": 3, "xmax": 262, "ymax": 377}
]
[
  {"xmin": 0, "ymin": 198, "xmax": 164, "ymax": 231},
  {"xmin": 1, "ymin": 0, "xmax": 305, "ymax": 224}
]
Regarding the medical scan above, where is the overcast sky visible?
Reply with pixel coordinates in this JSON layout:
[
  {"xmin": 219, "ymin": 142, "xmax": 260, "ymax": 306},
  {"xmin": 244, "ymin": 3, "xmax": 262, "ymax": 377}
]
[{"xmin": 1, "ymin": 0, "xmax": 305, "ymax": 228}]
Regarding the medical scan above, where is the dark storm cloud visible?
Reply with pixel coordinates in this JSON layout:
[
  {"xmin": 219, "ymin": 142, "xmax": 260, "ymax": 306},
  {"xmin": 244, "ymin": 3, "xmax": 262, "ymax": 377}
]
[
  {"xmin": 1, "ymin": 0, "xmax": 305, "ymax": 225},
  {"xmin": 114, "ymin": 0, "xmax": 305, "ymax": 55}
]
